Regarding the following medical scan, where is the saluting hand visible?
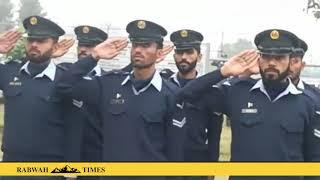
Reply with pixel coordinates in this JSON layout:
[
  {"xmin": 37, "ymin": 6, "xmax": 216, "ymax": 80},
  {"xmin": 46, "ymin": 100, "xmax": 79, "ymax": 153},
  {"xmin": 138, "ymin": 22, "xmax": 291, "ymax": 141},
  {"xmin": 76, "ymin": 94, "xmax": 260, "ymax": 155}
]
[
  {"xmin": 245, "ymin": 55, "xmax": 260, "ymax": 75},
  {"xmin": 51, "ymin": 39, "xmax": 75, "ymax": 58},
  {"xmin": 156, "ymin": 44, "xmax": 174, "ymax": 63},
  {"xmin": 220, "ymin": 49, "xmax": 259, "ymax": 77},
  {"xmin": 0, "ymin": 30, "xmax": 21, "ymax": 54},
  {"xmin": 91, "ymin": 37, "xmax": 128, "ymax": 61}
]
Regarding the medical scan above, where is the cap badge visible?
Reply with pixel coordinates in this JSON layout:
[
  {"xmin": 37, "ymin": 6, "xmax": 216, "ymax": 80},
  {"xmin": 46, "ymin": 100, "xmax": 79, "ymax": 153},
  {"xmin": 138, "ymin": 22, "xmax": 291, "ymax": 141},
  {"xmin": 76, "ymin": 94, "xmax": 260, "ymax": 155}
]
[
  {"xmin": 30, "ymin": 17, "xmax": 38, "ymax": 25},
  {"xmin": 137, "ymin": 20, "xmax": 146, "ymax": 29},
  {"xmin": 270, "ymin": 30, "xmax": 279, "ymax": 40},
  {"xmin": 82, "ymin": 26, "xmax": 90, "ymax": 33},
  {"xmin": 180, "ymin": 30, "xmax": 188, "ymax": 38}
]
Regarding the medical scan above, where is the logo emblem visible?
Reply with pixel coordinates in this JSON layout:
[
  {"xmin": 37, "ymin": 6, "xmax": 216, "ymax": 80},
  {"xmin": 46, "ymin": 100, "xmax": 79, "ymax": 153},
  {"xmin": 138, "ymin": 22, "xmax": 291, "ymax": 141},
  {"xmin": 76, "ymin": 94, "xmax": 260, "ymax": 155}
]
[
  {"xmin": 180, "ymin": 30, "xmax": 188, "ymax": 38},
  {"xmin": 30, "ymin": 17, "xmax": 38, "ymax": 25},
  {"xmin": 110, "ymin": 93, "xmax": 125, "ymax": 104},
  {"xmin": 137, "ymin": 20, "xmax": 146, "ymax": 29},
  {"xmin": 116, "ymin": 93, "xmax": 122, "ymax": 99},
  {"xmin": 51, "ymin": 165, "xmax": 80, "ymax": 173},
  {"xmin": 82, "ymin": 26, "xmax": 90, "ymax": 33},
  {"xmin": 9, "ymin": 77, "xmax": 21, "ymax": 86},
  {"xmin": 270, "ymin": 30, "xmax": 279, "ymax": 40}
]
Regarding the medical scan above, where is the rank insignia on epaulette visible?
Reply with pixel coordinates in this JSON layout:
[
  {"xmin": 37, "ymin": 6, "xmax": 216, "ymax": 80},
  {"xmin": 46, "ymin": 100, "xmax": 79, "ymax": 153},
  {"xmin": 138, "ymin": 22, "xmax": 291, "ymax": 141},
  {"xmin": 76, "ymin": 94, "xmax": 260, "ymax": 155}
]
[
  {"xmin": 172, "ymin": 117, "xmax": 186, "ymax": 128},
  {"xmin": 12, "ymin": 59, "xmax": 22, "ymax": 64},
  {"xmin": 72, "ymin": 99, "xmax": 83, "ymax": 108},
  {"xmin": 314, "ymin": 129, "xmax": 320, "ymax": 138},
  {"xmin": 176, "ymin": 102, "xmax": 184, "ymax": 109}
]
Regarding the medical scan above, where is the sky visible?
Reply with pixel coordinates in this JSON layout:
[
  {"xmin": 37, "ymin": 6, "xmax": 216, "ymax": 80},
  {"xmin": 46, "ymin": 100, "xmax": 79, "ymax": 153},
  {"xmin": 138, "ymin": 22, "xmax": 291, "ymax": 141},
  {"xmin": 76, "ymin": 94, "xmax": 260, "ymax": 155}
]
[{"xmin": 10, "ymin": 0, "xmax": 320, "ymax": 63}]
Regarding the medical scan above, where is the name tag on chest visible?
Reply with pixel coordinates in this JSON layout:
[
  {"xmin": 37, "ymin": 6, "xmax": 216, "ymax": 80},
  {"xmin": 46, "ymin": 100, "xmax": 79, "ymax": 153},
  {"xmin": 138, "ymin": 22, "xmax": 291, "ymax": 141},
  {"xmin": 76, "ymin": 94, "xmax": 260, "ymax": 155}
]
[{"xmin": 241, "ymin": 108, "xmax": 258, "ymax": 114}]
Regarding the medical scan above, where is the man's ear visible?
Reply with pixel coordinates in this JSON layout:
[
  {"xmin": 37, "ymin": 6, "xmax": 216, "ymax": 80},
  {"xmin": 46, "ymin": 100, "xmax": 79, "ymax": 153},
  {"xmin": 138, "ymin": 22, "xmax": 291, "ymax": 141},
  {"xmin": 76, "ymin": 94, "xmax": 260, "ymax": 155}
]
[
  {"xmin": 197, "ymin": 53, "xmax": 202, "ymax": 63},
  {"xmin": 301, "ymin": 61, "xmax": 306, "ymax": 70},
  {"xmin": 157, "ymin": 48, "xmax": 163, "ymax": 58}
]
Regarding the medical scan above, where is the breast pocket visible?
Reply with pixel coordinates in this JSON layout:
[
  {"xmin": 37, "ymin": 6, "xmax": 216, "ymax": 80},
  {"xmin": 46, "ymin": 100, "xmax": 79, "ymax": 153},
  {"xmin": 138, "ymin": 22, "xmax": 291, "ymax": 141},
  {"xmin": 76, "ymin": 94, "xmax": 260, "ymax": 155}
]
[
  {"xmin": 239, "ymin": 113, "xmax": 262, "ymax": 128},
  {"xmin": 37, "ymin": 93, "xmax": 64, "ymax": 122},
  {"xmin": 280, "ymin": 119, "xmax": 304, "ymax": 160},
  {"xmin": 141, "ymin": 112, "xmax": 165, "ymax": 143},
  {"xmin": 108, "ymin": 103, "xmax": 126, "ymax": 115},
  {"xmin": 36, "ymin": 90, "xmax": 62, "ymax": 107},
  {"xmin": 39, "ymin": 94, "xmax": 62, "ymax": 103},
  {"xmin": 3, "ymin": 86, "xmax": 22, "ymax": 99}
]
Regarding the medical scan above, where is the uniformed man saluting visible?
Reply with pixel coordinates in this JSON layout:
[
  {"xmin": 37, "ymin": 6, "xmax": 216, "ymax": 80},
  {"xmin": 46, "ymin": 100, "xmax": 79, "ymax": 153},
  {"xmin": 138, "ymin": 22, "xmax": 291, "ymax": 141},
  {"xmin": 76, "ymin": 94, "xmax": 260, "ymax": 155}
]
[
  {"xmin": 178, "ymin": 29, "xmax": 320, "ymax": 180},
  {"xmin": 169, "ymin": 29, "xmax": 223, "ymax": 180},
  {"xmin": 288, "ymin": 37, "xmax": 320, "ymax": 105},
  {"xmin": 56, "ymin": 20, "xmax": 186, "ymax": 180},
  {"xmin": 60, "ymin": 25, "xmax": 109, "ymax": 165},
  {"xmin": 0, "ymin": 15, "xmax": 69, "ymax": 180}
]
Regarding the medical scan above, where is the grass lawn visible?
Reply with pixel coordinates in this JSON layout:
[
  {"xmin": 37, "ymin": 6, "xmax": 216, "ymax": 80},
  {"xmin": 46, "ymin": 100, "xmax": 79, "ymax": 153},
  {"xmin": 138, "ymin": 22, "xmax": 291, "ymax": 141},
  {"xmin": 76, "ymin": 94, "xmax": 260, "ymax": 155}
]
[
  {"xmin": 215, "ymin": 119, "xmax": 231, "ymax": 180},
  {"xmin": 0, "ymin": 104, "xmax": 3, "ymax": 160},
  {"xmin": 0, "ymin": 104, "xmax": 3, "ymax": 128}
]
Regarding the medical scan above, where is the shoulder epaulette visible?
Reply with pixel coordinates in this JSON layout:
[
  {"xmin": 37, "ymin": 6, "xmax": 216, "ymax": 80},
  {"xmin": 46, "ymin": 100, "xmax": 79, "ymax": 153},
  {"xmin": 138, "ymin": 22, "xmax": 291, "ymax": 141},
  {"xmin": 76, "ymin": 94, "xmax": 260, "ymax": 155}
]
[
  {"xmin": 56, "ymin": 63, "xmax": 70, "ymax": 71},
  {"xmin": 101, "ymin": 69, "xmax": 130, "ymax": 76},
  {"xmin": 217, "ymin": 76, "xmax": 255, "ymax": 87},
  {"xmin": 162, "ymin": 79, "xmax": 179, "ymax": 94},
  {"xmin": 1, "ymin": 59, "xmax": 23, "ymax": 65}
]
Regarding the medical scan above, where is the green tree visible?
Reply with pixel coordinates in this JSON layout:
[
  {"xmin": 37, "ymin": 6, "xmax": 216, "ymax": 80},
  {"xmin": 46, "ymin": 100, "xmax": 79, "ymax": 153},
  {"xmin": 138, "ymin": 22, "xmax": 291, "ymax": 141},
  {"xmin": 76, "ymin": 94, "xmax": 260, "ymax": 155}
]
[
  {"xmin": 18, "ymin": 0, "xmax": 47, "ymax": 22},
  {"xmin": 4, "ymin": 0, "xmax": 47, "ymax": 61},
  {"xmin": 6, "ymin": 26, "xmax": 26, "ymax": 61},
  {"xmin": 0, "ymin": 0, "xmax": 15, "ymax": 32},
  {"xmin": 6, "ymin": 38, "xmax": 26, "ymax": 61},
  {"xmin": 305, "ymin": 0, "xmax": 320, "ymax": 19},
  {"xmin": 222, "ymin": 38, "xmax": 254, "ymax": 58}
]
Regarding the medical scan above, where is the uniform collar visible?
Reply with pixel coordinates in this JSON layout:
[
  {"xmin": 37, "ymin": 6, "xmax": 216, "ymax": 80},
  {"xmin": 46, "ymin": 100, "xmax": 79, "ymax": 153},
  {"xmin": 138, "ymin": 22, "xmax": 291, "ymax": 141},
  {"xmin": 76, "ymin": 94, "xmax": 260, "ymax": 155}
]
[
  {"xmin": 169, "ymin": 72, "xmax": 200, "ymax": 87},
  {"xmin": 297, "ymin": 78, "xmax": 305, "ymax": 90},
  {"xmin": 90, "ymin": 64, "xmax": 102, "ymax": 76},
  {"xmin": 250, "ymin": 78, "xmax": 302, "ymax": 102},
  {"xmin": 170, "ymin": 73, "xmax": 180, "ymax": 86},
  {"xmin": 121, "ymin": 70, "xmax": 162, "ymax": 93},
  {"xmin": 20, "ymin": 60, "xmax": 56, "ymax": 81}
]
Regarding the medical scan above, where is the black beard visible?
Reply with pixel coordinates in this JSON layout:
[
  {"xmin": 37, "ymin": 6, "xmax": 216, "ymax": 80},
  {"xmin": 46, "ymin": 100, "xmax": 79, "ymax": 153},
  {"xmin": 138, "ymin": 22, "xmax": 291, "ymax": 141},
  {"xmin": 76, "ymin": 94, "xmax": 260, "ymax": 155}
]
[
  {"xmin": 261, "ymin": 66, "xmax": 290, "ymax": 87},
  {"xmin": 288, "ymin": 71, "xmax": 302, "ymax": 85},
  {"xmin": 176, "ymin": 60, "xmax": 197, "ymax": 75},
  {"xmin": 27, "ymin": 49, "xmax": 52, "ymax": 63}
]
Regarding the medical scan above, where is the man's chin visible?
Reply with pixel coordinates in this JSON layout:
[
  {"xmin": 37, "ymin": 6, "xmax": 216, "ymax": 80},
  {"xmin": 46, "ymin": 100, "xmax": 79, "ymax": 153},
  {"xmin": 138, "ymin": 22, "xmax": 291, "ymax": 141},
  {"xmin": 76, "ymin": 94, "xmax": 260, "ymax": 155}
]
[
  {"xmin": 28, "ymin": 57, "xmax": 41, "ymax": 62},
  {"xmin": 178, "ymin": 69, "xmax": 192, "ymax": 75},
  {"xmin": 264, "ymin": 74, "xmax": 279, "ymax": 80},
  {"xmin": 132, "ymin": 63, "xmax": 154, "ymax": 69}
]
